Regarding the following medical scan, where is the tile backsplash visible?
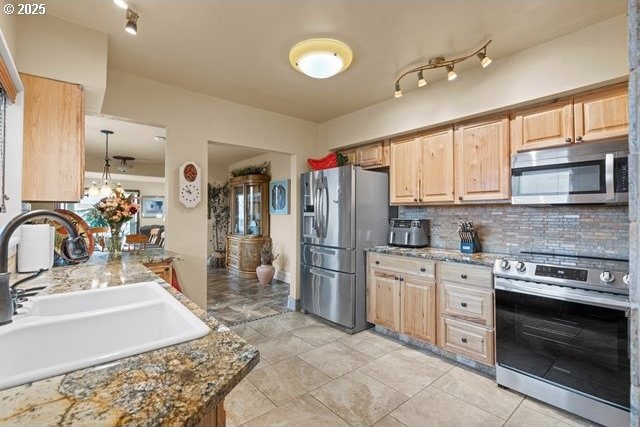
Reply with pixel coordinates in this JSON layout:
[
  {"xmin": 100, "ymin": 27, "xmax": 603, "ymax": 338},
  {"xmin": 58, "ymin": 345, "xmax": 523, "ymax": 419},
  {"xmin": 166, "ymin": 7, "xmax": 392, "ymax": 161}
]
[{"xmin": 399, "ymin": 204, "xmax": 629, "ymax": 260}]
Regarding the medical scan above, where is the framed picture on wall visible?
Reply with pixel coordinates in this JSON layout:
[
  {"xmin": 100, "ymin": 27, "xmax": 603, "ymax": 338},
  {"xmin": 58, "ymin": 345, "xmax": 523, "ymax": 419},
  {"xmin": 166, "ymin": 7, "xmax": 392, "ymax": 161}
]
[
  {"xmin": 141, "ymin": 196, "xmax": 165, "ymax": 218},
  {"xmin": 269, "ymin": 179, "xmax": 289, "ymax": 215}
]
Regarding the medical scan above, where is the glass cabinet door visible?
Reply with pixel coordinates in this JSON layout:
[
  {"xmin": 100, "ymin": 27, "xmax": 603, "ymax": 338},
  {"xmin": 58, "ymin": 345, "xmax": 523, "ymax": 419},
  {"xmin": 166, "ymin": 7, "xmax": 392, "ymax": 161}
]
[
  {"xmin": 233, "ymin": 185, "xmax": 245, "ymax": 235},
  {"xmin": 246, "ymin": 184, "xmax": 262, "ymax": 236}
]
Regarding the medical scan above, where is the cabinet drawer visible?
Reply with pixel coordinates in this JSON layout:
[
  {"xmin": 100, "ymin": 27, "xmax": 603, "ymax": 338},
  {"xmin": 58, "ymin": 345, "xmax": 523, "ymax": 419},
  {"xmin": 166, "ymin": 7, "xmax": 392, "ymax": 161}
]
[
  {"xmin": 368, "ymin": 253, "xmax": 435, "ymax": 279},
  {"xmin": 438, "ymin": 262, "xmax": 492, "ymax": 288},
  {"xmin": 227, "ymin": 257, "xmax": 239, "ymax": 269},
  {"xmin": 438, "ymin": 317, "xmax": 494, "ymax": 365},
  {"xmin": 439, "ymin": 282, "xmax": 493, "ymax": 327}
]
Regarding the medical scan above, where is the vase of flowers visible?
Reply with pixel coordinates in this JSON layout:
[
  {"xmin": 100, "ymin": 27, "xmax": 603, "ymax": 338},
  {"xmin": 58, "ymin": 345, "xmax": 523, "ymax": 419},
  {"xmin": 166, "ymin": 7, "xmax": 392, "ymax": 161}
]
[{"xmin": 95, "ymin": 189, "xmax": 138, "ymax": 256}]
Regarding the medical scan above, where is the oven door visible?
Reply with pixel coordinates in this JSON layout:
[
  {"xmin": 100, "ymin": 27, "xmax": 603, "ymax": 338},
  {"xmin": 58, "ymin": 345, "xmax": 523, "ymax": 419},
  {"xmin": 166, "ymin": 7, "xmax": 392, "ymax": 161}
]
[{"xmin": 495, "ymin": 278, "xmax": 630, "ymax": 410}]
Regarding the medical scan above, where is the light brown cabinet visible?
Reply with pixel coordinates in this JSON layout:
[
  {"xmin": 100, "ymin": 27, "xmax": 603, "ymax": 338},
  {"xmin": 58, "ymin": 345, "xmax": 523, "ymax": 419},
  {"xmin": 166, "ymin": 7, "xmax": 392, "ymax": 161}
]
[
  {"xmin": 437, "ymin": 262, "xmax": 494, "ymax": 365},
  {"xmin": 21, "ymin": 73, "xmax": 85, "ymax": 202},
  {"xmin": 366, "ymin": 254, "xmax": 495, "ymax": 366},
  {"xmin": 144, "ymin": 260, "xmax": 182, "ymax": 292},
  {"xmin": 401, "ymin": 275, "xmax": 436, "ymax": 344},
  {"xmin": 367, "ymin": 252, "xmax": 437, "ymax": 343},
  {"xmin": 512, "ymin": 83, "xmax": 629, "ymax": 152},
  {"xmin": 454, "ymin": 115, "xmax": 510, "ymax": 202},
  {"xmin": 390, "ymin": 128, "xmax": 455, "ymax": 204},
  {"xmin": 338, "ymin": 140, "xmax": 389, "ymax": 169}
]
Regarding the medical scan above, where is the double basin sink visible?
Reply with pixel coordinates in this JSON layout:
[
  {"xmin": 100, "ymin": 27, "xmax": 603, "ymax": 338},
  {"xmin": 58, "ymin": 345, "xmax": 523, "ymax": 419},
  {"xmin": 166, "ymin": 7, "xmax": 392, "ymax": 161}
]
[{"xmin": 0, "ymin": 282, "xmax": 210, "ymax": 390}]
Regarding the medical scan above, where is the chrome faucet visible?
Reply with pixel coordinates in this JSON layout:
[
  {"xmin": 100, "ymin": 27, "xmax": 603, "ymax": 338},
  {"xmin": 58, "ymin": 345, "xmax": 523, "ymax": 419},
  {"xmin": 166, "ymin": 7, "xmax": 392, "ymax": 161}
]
[{"xmin": 0, "ymin": 210, "xmax": 90, "ymax": 325}]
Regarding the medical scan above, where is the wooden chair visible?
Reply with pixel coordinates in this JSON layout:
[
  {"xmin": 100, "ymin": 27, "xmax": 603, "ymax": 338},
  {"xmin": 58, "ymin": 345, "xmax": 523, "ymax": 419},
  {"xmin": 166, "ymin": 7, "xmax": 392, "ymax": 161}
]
[
  {"xmin": 90, "ymin": 227, "xmax": 110, "ymax": 252},
  {"xmin": 158, "ymin": 231, "xmax": 165, "ymax": 248},
  {"xmin": 148, "ymin": 228, "xmax": 160, "ymax": 245},
  {"xmin": 124, "ymin": 234, "xmax": 148, "ymax": 251}
]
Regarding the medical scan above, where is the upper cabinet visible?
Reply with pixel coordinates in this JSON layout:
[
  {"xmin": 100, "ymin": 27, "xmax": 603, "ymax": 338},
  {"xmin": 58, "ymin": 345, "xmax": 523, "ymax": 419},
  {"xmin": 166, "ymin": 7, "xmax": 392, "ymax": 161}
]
[
  {"xmin": 573, "ymin": 84, "xmax": 628, "ymax": 143},
  {"xmin": 338, "ymin": 140, "xmax": 389, "ymax": 169},
  {"xmin": 389, "ymin": 134, "xmax": 420, "ymax": 204},
  {"xmin": 455, "ymin": 115, "xmax": 510, "ymax": 202},
  {"xmin": 21, "ymin": 73, "xmax": 85, "ymax": 202},
  {"xmin": 512, "ymin": 83, "xmax": 628, "ymax": 152},
  {"xmin": 390, "ymin": 128, "xmax": 455, "ymax": 204}
]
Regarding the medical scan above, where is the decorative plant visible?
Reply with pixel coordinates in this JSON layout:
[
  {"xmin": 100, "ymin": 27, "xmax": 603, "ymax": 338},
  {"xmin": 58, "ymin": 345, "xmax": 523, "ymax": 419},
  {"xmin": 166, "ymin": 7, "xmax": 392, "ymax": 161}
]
[
  {"xmin": 260, "ymin": 240, "xmax": 279, "ymax": 265},
  {"xmin": 78, "ymin": 207, "xmax": 109, "ymax": 228},
  {"xmin": 207, "ymin": 181, "xmax": 230, "ymax": 254},
  {"xmin": 230, "ymin": 161, "xmax": 270, "ymax": 177}
]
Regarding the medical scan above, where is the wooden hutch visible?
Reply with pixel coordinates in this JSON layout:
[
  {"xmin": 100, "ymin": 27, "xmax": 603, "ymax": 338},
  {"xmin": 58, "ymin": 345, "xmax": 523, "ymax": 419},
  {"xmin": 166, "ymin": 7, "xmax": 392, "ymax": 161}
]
[{"xmin": 226, "ymin": 174, "xmax": 271, "ymax": 277}]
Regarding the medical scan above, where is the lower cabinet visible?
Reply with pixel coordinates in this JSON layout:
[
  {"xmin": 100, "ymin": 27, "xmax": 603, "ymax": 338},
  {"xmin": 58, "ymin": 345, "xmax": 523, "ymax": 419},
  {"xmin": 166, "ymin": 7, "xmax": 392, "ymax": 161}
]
[
  {"xmin": 144, "ymin": 260, "xmax": 182, "ymax": 292},
  {"xmin": 401, "ymin": 276, "xmax": 436, "ymax": 344},
  {"xmin": 366, "ymin": 253, "xmax": 494, "ymax": 365}
]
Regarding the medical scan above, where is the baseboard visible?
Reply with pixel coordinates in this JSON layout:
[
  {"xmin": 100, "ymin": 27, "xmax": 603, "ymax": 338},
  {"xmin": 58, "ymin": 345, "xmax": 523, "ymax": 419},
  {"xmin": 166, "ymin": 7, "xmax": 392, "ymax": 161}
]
[
  {"xmin": 287, "ymin": 297, "xmax": 300, "ymax": 311},
  {"xmin": 275, "ymin": 269, "xmax": 290, "ymax": 284}
]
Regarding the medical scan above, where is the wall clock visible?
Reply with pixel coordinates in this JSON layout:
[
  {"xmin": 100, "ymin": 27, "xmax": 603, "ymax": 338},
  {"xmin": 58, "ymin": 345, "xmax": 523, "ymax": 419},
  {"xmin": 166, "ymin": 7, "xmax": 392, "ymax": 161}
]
[{"xmin": 179, "ymin": 161, "xmax": 202, "ymax": 208}]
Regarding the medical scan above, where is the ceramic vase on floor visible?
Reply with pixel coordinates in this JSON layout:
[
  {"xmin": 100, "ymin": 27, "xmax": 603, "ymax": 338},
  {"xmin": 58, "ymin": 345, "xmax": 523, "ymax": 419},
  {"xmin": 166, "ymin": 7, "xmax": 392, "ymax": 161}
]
[{"xmin": 256, "ymin": 264, "xmax": 275, "ymax": 285}]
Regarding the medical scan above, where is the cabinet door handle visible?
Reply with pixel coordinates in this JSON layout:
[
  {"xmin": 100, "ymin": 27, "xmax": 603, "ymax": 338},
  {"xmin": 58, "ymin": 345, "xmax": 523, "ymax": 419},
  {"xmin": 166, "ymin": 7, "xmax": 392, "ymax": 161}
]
[
  {"xmin": 419, "ymin": 198, "xmax": 423, "ymax": 202},
  {"xmin": 413, "ymin": 198, "xmax": 418, "ymax": 202},
  {"xmin": 458, "ymin": 196, "xmax": 463, "ymax": 201},
  {"xmin": 375, "ymin": 260, "xmax": 380, "ymax": 265},
  {"xmin": 164, "ymin": 267, "xmax": 170, "ymax": 272},
  {"xmin": 394, "ymin": 276, "xmax": 399, "ymax": 281},
  {"xmin": 420, "ymin": 267, "xmax": 426, "ymax": 272},
  {"xmin": 461, "ymin": 337, "xmax": 468, "ymax": 343},
  {"xmin": 460, "ymin": 274, "xmax": 467, "ymax": 279},
  {"xmin": 565, "ymin": 137, "xmax": 572, "ymax": 143},
  {"xmin": 576, "ymin": 136, "xmax": 583, "ymax": 142},
  {"xmin": 460, "ymin": 302, "xmax": 468, "ymax": 307}
]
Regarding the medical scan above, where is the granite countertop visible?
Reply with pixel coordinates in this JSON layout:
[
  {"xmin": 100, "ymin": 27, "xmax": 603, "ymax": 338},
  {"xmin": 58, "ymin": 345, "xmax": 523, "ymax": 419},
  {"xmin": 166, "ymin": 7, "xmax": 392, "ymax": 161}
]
[
  {"xmin": 0, "ymin": 249, "xmax": 259, "ymax": 426},
  {"xmin": 366, "ymin": 245, "xmax": 509, "ymax": 267}
]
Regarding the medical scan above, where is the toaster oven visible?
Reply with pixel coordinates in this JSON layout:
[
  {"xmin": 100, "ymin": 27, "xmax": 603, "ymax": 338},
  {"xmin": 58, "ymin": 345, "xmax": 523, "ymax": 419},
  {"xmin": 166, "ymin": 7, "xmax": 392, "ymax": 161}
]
[{"xmin": 388, "ymin": 219, "xmax": 430, "ymax": 248}]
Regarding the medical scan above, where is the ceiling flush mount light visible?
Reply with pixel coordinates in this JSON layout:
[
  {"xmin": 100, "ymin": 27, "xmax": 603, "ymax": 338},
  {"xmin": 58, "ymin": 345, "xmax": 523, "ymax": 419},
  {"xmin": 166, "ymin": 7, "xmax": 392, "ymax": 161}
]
[
  {"xmin": 393, "ymin": 40, "xmax": 492, "ymax": 99},
  {"xmin": 125, "ymin": 8, "xmax": 139, "ymax": 35},
  {"xmin": 154, "ymin": 135, "xmax": 166, "ymax": 142},
  {"xmin": 113, "ymin": 0, "xmax": 128, "ymax": 9},
  {"xmin": 289, "ymin": 38, "xmax": 353, "ymax": 79}
]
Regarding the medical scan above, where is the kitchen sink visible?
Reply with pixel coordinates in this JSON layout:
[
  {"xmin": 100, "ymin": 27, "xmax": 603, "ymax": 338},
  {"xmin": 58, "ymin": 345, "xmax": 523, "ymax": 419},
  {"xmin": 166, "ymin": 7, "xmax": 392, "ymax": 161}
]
[{"xmin": 0, "ymin": 282, "xmax": 210, "ymax": 390}]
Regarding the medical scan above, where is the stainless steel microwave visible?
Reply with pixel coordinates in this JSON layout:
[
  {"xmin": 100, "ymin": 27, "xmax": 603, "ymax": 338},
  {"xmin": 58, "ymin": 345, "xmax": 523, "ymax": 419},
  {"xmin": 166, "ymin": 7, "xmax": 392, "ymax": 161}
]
[{"xmin": 511, "ymin": 140, "xmax": 629, "ymax": 205}]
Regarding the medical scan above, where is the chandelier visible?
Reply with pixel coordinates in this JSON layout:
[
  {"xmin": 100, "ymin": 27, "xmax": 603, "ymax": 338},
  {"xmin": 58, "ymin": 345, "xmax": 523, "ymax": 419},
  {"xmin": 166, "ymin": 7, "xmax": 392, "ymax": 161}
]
[{"xmin": 87, "ymin": 130, "xmax": 123, "ymax": 198}]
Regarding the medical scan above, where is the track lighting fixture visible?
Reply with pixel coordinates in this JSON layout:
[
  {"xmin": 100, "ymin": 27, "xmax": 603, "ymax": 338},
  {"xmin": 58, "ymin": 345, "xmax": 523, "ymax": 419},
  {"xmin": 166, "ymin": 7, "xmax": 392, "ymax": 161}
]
[
  {"xmin": 394, "ymin": 81, "xmax": 403, "ymax": 98},
  {"xmin": 417, "ymin": 70, "xmax": 427, "ymax": 87},
  {"xmin": 125, "ymin": 8, "xmax": 139, "ymax": 35},
  {"xmin": 393, "ymin": 40, "xmax": 492, "ymax": 98},
  {"xmin": 446, "ymin": 65, "xmax": 457, "ymax": 81}
]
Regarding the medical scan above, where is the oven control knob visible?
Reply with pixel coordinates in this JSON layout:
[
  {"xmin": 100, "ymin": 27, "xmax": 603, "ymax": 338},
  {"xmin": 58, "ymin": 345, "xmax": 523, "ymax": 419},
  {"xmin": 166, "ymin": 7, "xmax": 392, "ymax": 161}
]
[
  {"xmin": 515, "ymin": 261, "xmax": 526, "ymax": 272},
  {"xmin": 623, "ymin": 274, "xmax": 630, "ymax": 286},
  {"xmin": 600, "ymin": 271, "xmax": 615, "ymax": 284},
  {"xmin": 500, "ymin": 259, "xmax": 511, "ymax": 270}
]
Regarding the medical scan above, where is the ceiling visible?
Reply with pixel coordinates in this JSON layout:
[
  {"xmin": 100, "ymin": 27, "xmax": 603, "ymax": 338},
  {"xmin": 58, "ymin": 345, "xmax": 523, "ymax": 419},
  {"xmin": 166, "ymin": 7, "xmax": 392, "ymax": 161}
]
[
  {"xmin": 208, "ymin": 142, "xmax": 268, "ymax": 166},
  {"xmin": 85, "ymin": 114, "xmax": 166, "ymax": 163},
  {"xmin": 45, "ymin": 1, "xmax": 625, "ymax": 123}
]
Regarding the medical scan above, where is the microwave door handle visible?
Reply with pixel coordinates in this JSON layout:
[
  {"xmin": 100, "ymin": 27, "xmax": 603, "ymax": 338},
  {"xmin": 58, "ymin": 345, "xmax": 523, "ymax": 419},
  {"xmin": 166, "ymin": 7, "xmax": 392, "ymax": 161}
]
[{"xmin": 605, "ymin": 153, "xmax": 615, "ymax": 200}]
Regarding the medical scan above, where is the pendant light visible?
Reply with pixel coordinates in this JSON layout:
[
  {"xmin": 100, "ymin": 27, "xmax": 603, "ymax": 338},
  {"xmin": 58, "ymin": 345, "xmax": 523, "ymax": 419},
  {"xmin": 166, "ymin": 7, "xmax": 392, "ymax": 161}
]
[{"xmin": 99, "ymin": 129, "xmax": 115, "ymax": 198}]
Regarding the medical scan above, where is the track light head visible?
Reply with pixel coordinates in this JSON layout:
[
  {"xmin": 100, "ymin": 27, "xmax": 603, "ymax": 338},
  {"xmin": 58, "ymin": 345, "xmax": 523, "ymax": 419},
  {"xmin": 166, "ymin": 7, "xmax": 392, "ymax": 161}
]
[
  {"xmin": 477, "ymin": 51, "xmax": 492, "ymax": 68},
  {"xmin": 417, "ymin": 70, "xmax": 427, "ymax": 87},
  {"xmin": 125, "ymin": 9, "xmax": 138, "ymax": 35},
  {"xmin": 113, "ymin": 0, "xmax": 128, "ymax": 9},
  {"xmin": 394, "ymin": 81, "xmax": 403, "ymax": 98},
  {"xmin": 446, "ymin": 65, "xmax": 457, "ymax": 81}
]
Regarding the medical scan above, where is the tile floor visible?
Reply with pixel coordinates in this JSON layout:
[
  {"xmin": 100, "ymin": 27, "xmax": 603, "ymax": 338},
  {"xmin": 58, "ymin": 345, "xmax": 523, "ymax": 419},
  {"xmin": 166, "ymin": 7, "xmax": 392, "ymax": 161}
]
[
  {"xmin": 207, "ymin": 267, "xmax": 290, "ymax": 325},
  {"xmin": 226, "ymin": 312, "xmax": 597, "ymax": 427}
]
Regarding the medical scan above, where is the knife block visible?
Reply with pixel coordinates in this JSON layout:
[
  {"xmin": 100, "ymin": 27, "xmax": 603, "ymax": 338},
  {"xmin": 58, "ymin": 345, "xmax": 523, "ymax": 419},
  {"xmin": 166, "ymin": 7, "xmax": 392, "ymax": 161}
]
[{"xmin": 460, "ymin": 231, "xmax": 481, "ymax": 254}]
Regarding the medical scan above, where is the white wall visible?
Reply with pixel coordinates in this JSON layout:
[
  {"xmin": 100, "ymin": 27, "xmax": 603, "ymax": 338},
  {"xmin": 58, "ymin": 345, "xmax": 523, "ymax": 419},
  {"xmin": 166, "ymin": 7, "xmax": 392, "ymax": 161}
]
[
  {"xmin": 228, "ymin": 153, "xmax": 293, "ymax": 283},
  {"xmin": 209, "ymin": 161, "xmax": 228, "ymax": 184},
  {"xmin": 16, "ymin": 15, "xmax": 107, "ymax": 114},
  {"xmin": 101, "ymin": 69, "xmax": 318, "ymax": 308},
  {"xmin": 319, "ymin": 14, "xmax": 629, "ymax": 150}
]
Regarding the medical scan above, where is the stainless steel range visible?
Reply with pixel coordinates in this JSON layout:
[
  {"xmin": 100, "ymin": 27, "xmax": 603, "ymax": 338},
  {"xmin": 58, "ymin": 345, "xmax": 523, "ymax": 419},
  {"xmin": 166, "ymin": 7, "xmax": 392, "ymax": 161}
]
[{"xmin": 493, "ymin": 252, "xmax": 630, "ymax": 427}]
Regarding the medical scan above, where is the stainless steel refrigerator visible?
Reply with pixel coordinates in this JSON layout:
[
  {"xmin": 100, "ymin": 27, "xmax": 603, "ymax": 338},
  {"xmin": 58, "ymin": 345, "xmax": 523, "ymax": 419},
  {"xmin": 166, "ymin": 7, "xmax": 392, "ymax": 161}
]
[{"xmin": 300, "ymin": 165, "xmax": 389, "ymax": 333}]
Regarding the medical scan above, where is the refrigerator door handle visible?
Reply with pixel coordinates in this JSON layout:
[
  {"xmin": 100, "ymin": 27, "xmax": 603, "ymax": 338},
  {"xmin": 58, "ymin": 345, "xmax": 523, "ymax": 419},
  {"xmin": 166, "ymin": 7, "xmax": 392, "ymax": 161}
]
[
  {"xmin": 309, "ymin": 247, "xmax": 336, "ymax": 256},
  {"xmin": 309, "ymin": 267, "xmax": 336, "ymax": 279},
  {"xmin": 322, "ymin": 182, "xmax": 329, "ymax": 236},
  {"xmin": 313, "ymin": 184, "xmax": 321, "ymax": 235}
]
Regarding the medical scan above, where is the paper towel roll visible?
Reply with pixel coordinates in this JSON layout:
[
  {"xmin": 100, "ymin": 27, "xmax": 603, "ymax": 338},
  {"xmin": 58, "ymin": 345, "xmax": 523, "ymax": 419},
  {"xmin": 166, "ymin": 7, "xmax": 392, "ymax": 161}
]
[{"xmin": 17, "ymin": 224, "xmax": 54, "ymax": 273}]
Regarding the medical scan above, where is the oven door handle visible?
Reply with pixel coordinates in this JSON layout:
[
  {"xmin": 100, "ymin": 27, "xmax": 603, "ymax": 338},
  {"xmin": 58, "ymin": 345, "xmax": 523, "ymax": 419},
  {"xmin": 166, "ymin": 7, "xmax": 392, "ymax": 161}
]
[{"xmin": 495, "ymin": 280, "xmax": 630, "ymax": 311}]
